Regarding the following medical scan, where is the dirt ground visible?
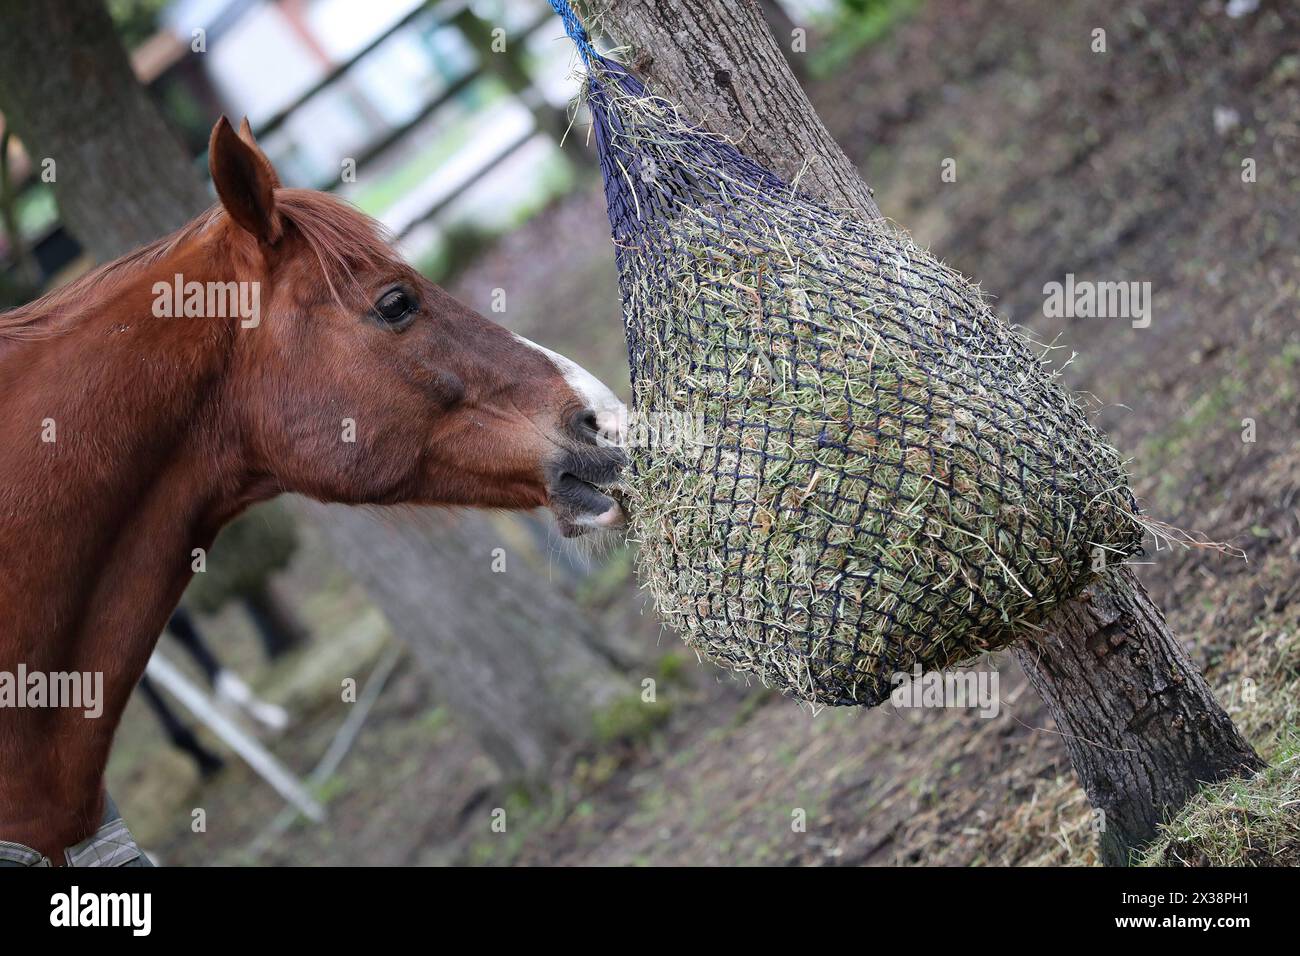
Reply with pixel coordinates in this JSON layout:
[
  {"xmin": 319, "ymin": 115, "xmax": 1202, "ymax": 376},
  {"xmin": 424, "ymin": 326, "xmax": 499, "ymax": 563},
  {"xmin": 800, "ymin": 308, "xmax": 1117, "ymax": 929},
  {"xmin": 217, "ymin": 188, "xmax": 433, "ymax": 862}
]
[{"xmin": 107, "ymin": 0, "xmax": 1300, "ymax": 866}]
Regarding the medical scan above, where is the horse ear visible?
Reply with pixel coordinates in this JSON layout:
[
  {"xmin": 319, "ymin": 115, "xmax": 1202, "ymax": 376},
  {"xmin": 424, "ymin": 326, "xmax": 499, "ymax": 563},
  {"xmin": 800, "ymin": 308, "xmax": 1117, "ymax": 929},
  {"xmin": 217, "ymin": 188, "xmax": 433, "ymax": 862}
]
[
  {"xmin": 236, "ymin": 116, "xmax": 281, "ymax": 189},
  {"xmin": 208, "ymin": 115, "xmax": 282, "ymax": 245}
]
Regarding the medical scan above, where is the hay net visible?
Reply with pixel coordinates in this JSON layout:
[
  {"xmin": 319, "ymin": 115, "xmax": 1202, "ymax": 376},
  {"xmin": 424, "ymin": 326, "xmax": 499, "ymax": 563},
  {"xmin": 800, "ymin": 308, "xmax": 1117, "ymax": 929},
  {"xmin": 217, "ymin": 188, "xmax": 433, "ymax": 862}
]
[{"xmin": 550, "ymin": 1, "xmax": 1144, "ymax": 707}]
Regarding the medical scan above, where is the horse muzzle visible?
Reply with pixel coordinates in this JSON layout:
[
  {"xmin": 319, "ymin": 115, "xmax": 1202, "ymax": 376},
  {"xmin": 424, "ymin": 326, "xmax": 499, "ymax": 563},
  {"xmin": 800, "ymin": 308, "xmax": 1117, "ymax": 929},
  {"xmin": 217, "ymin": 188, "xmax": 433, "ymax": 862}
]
[{"xmin": 545, "ymin": 443, "xmax": 628, "ymax": 538}]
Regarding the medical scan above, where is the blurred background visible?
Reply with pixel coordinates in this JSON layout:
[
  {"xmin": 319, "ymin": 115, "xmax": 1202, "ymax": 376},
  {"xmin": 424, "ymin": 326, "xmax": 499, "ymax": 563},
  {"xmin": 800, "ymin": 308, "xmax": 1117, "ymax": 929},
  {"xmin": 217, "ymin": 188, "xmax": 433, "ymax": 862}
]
[{"xmin": 1, "ymin": 0, "xmax": 1296, "ymax": 865}]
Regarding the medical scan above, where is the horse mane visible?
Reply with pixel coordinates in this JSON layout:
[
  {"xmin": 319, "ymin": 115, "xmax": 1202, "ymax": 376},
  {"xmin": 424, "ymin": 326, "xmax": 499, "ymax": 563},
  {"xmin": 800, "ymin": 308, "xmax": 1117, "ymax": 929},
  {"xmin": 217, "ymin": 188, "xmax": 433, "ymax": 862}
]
[
  {"xmin": 0, "ymin": 189, "xmax": 402, "ymax": 342},
  {"xmin": 274, "ymin": 188, "xmax": 407, "ymax": 306}
]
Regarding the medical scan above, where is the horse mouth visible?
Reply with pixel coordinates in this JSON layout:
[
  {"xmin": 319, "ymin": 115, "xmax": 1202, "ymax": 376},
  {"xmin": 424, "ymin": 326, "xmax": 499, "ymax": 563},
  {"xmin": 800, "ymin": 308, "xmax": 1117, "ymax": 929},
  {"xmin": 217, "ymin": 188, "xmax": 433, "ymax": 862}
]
[{"xmin": 546, "ymin": 447, "xmax": 628, "ymax": 538}]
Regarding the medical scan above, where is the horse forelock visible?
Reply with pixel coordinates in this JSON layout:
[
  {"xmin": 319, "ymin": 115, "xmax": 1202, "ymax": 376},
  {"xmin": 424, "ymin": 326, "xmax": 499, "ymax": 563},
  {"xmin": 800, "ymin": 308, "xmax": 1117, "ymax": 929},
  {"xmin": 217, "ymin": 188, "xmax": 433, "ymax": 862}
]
[{"xmin": 274, "ymin": 189, "xmax": 408, "ymax": 310}]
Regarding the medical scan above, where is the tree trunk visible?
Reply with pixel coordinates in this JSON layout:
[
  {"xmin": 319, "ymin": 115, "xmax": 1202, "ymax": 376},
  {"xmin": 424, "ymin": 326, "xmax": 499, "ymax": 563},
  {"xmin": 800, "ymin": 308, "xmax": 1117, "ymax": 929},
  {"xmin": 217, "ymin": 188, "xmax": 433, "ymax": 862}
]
[
  {"xmin": 294, "ymin": 501, "xmax": 630, "ymax": 779},
  {"xmin": 578, "ymin": 0, "xmax": 1264, "ymax": 863},
  {"xmin": 756, "ymin": 0, "xmax": 808, "ymax": 81},
  {"xmin": 1013, "ymin": 566, "xmax": 1262, "ymax": 864},
  {"xmin": 0, "ymin": 0, "xmax": 211, "ymax": 261}
]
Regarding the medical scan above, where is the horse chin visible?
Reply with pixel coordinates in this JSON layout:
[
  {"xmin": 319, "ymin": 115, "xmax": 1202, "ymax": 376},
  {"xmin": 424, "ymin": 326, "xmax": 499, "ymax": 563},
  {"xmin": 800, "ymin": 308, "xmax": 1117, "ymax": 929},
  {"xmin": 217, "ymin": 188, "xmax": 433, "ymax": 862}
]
[
  {"xmin": 555, "ymin": 501, "xmax": 626, "ymax": 539},
  {"xmin": 549, "ymin": 476, "xmax": 627, "ymax": 539}
]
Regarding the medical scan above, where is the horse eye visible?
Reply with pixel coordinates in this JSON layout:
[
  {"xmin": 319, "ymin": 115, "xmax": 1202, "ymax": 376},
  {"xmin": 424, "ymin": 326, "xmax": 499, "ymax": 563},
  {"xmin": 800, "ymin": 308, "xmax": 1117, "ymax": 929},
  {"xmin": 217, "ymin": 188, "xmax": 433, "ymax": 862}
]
[{"xmin": 374, "ymin": 289, "xmax": 415, "ymax": 324}]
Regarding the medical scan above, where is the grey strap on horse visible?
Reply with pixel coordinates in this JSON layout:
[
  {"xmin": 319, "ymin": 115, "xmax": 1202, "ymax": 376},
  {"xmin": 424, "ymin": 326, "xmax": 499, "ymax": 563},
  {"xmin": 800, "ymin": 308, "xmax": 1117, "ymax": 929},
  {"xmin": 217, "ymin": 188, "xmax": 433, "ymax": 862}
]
[{"xmin": 0, "ymin": 795, "xmax": 151, "ymax": 867}]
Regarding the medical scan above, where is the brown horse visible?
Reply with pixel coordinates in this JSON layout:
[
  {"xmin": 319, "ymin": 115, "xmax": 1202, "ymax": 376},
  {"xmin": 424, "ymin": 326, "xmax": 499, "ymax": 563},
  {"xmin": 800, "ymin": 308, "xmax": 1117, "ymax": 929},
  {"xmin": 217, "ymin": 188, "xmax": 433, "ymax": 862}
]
[{"xmin": 0, "ymin": 117, "xmax": 626, "ymax": 863}]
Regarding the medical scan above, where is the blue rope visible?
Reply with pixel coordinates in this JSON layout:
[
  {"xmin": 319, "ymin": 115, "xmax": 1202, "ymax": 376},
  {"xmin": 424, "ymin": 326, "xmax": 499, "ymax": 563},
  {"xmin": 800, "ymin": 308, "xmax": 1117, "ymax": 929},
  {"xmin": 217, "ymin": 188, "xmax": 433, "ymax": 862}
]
[{"xmin": 547, "ymin": 0, "xmax": 597, "ymax": 67}]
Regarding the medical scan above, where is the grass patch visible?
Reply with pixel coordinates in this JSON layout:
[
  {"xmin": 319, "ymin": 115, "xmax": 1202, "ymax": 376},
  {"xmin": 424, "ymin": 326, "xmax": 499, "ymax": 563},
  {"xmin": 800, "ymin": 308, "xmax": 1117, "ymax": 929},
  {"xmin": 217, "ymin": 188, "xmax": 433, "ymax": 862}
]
[
  {"xmin": 1142, "ymin": 618, "xmax": 1300, "ymax": 866},
  {"xmin": 465, "ymin": 784, "xmax": 560, "ymax": 866},
  {"xmin": 1233, "ymin": 625, "xmax": 1300, "ymax": 761},
  {"xmin": 1140, "ymin": 374, "xmax": 1245, "ymax": 470},
  {"xmin": 592, "ymin": 690, "xmax": 673, "ymax": 745},
  {"xmin": 1142, "ymin": 741, "xmax": 1300, "ymax": 866}
]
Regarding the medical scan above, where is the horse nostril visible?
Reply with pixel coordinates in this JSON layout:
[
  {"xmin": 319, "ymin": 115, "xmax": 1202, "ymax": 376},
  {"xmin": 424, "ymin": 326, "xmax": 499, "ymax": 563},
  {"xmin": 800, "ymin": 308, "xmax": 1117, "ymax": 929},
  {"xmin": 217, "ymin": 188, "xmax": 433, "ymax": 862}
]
[{"xmin": 568, "ymin": 407, "xmax": 606, "ymax": 445}]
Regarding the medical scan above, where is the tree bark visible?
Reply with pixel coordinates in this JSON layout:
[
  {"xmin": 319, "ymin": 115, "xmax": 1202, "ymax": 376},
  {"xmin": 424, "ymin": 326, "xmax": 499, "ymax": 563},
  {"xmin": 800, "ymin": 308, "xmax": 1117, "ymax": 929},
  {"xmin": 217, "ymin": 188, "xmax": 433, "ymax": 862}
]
[
  {"xmin": 294, "ymin": 501, "xmax": 631, "ymax": 779},
  {"xmin": 753, "ymin": 0, "xmax": 808, "ymax": 82},
  {"xmin": 579, "ymin": 0, "xmax": 1264, "ymax": 863},
  {"xmin": 1013, "ymin": 566, "xmax": 1262, "ymax": 863},
  {"xmin": 0, "ymin": 0, "xmax": 212, "ymax": 261}
]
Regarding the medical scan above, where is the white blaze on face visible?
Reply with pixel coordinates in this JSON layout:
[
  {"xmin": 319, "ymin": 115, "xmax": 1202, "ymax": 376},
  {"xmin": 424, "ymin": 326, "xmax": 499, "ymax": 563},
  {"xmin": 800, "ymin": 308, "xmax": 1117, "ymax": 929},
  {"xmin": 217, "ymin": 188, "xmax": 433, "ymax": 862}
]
[{"xmin": 512, "ymin": 333, "xmax": 627, "ymax": 445}]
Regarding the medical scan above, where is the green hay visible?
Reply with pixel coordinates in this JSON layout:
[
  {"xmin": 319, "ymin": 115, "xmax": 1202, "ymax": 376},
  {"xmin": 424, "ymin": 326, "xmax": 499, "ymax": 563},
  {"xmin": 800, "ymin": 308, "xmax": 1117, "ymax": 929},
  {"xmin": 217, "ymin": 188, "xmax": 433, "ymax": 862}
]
[{"xmin": 593, "ymin": 68, "xmax": 1144, "ymax": 707}]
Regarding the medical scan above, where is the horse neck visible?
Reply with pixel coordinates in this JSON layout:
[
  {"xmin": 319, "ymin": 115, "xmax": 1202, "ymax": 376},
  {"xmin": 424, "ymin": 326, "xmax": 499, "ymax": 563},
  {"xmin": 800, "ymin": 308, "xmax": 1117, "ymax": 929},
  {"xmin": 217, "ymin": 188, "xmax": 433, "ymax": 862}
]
[{"xmin": 0, "ymin": 234, "xmax": 251, "ymax": 860}]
